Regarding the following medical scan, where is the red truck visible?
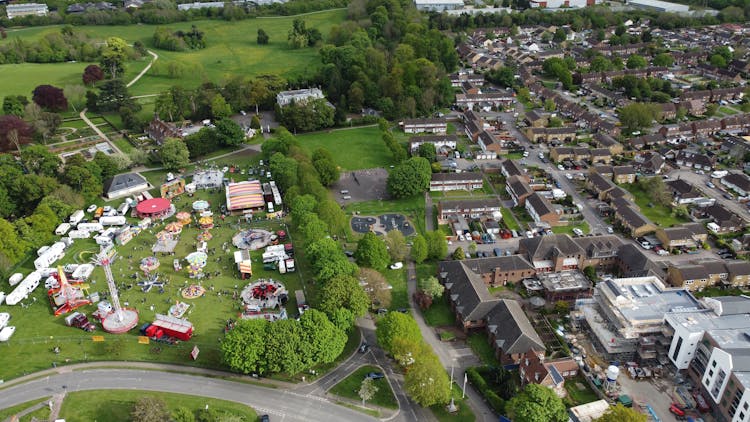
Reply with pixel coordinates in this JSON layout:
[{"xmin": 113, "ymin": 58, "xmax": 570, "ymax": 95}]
[{"xmin": 65, "ymin": 312, "xmax": 96, "ymax": 332}]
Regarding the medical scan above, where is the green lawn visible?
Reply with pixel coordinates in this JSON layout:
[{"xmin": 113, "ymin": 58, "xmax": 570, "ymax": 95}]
[
  {"xmin": 59, "ymin": 390, "xmax": 257, "ymax": 421},
  {"xmin": 620, "ymin": 183, "xmax": 689, "ymax": 227},
  {"xmin": 564, "ymin": 374, "xmax": 600, "ymax": 406},
  {"xmin": 501, "ymin": 207, "xmax": 521, "ymax": 231},
  {"xmin": 430, "ymin": 382, "xmax": 476, "ymax": 422},
  {"xmin": 467, "ymin": 333, "xmax": 500, "ymax": 367},
  {"xmin": 551, "ymin": 221, "xmax": 590, "ymax": 236},
  {"xmin": 297, "ymin": 126, "xmax": 393, "ymax": 171},
  {"xmin": 0, "ymin": 398, "xmax": 50, "ymax": 421},
  {"xmin": 719, "ymin": 106, "xmax": 739, "ymax": 115},
  {"xmin": 422, "ymin": 296, "xmax": 455, "ymax": 327},
  {"xmin": 1, "ymin": 9, "xmax": 346, "ymax": 97},
  {"xmin": 329, "ymin": 365, "xmax": 398, "ymax": 409},
  {"xmin": 383, "ymin": 267, "xmax": 408, "ymax": 310}
]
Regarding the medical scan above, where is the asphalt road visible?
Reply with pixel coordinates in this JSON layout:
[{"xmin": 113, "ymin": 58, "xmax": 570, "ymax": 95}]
[
  {"xmin": 0, "ymin": 369, "xmax": 377, "ymax": 422},
  {"xmin": 667, "ymin": 169, "xmax": 750, "ymax": 222}
]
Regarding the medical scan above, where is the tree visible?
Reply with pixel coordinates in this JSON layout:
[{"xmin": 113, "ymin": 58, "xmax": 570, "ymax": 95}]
[
  {"xmin": 419, "ymin": 276, "xmax": 444, "ymax": 299},
  {"xmin": 264, "ymin": 318, "xmax": 306, "ymax": 375},
  {"xmin": 594, "ymin": 403, "xmax": 647, "ymax": 422},
  {"xmin": 652, "ymin": 53, "xmax": 674, "ymax": 67},
  {"xmin": 619, "ymin": 103, "xmax": 659, "ymax": 132},
  {"xmin": 82, "ymin": 64, "xmax": 104, "ymax": 85},
  {"xmin": 376, "ymin": 312, "xmax": 421, "ymax": 353},
  {"xmin": 221, "ymin": 318, "xmax": 269, "ymax": 374},
  {"xmin": 210, "ymin": 93, "xmax": 232, "ymax": 119},
  {"xmin": 131, "ymin": 397, "xmax": 171, "ymax": 422},
  {"xmin": 299, "ymin": 309, "xmax": 347, "ymax": 365},
  {"xmin": 250, "ymin": 114, "xmax": 261, "ymax": 129},
  {"xmin": 100, "ymin": 36, "xmax": 129, "ymax": 79},
  {"xmin": 96, "ymin": 79, "xmax": 132, "ymax": 112},
  {"xmin": 257, "ymin": 28, "xmax": 269, "ymax": 45},
  {"xmin": 21, "ymin": 145, "xmax": 61, "ymax": 177},
  {"xmin": 384, "ymin": 230, "xmax": 408, "ymax": 262},
  {"xmin": 307, "ymin": 238, "xmax": 358, "ymax": 282},
  {"xmin": 320, "ymin": 275, "xmax": 370, "ymax": 320},
  {"xmin": 544, "ymin": 98, "xmax": 556, "ymax": 112},
  {"xmin": 313, "ymin": 157, "xmax": 339, "ymax": 187},
  {"xmin": 0, "ymin": 115, "xmax": 34, "ymax": 153},
  {"xmin": 3, "ymin": 95, "xmax": 28, "ymax": 117},
  {"xmin": 172, "ymin": 407, "xmax": 195, "ymax": 422},
  {"xmin": 359, "ymin": 267, "xmax": 392, "ymax": 309},
  {"xmin": 359, "ymin": 377, "xmax": 378, "ymax": 407},
  {"xmin": 554, "ymin": 300, "xmax": 569, "ymax": 314},
  {"xmin": 32, "ymin": 85, "xmax": 68, "ymax": 112},
  {"xmin": 417, "ymin": 143, "xmax": 437, "ymax": 162},
  {"xmin": 411, "ymin": 234, "xmax": 428, "ymax": 263},
  {"xmin": 626, "ymin": 55, "xmax": 648, "ymax": 69},
  {"xmin": 387, "ymin": 157, "xmax": 431, "ymax": 198},
  {"xmin": 452, "ymin": 246, "xmax": 465, "ymax": 260},
  {"xmin": 425, "ymin": 230, "xmax": 448, "ymax": 260},
  {"xmin": 710, "ymin": 54, "xmax": 727, "ymax": 68},
  {"xmin": 583, "ymin": 265, "xmax": 597, "ymax": 282},
  {"xmin": 0, "ymin": 218, "xmax": 30, "ymax": 262},
  {"xmin": 269, "ymin": 152, "xmax": 298, "ymax": 191},
  {"xmin": 63, "ymin": 85, "xmax": 86, "ymax": 112},
  {"xmin": 160, "ymin": 138, "xmax": 190, "ymax": 171},
  {"xmin": 553, "ymin": 28, "xmax": 566, "ymax": 43},
  {"xmin": 214, "ymin": 118, "xmax": 245, "ymax": 146},
  {"xmin": 404, "ymin": 355, "xmax": 450, "ymax": 407},
  {"xmin": 705, "ymin": 103, "xmax": 719, "ymax": 117},
  {"xmin": 506, "ymin": 384, "xmax": 567, "ymax": 422},
  {"xmin": 356, "ymin": 232, "xmax": 390, "ymax": 270}
]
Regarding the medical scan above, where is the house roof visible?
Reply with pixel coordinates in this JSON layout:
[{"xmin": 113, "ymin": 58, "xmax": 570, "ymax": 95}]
[
  {"xmin": 103, "ymin": 172, "xmax": 149, "ymax": 195},
  {"xmin": 667, "ymin": 179, "xmax": 696, "ymax": 195},
  {"xmin": 573, "ymin": 235, "xmax": 623, "ymax": 258},
  {"xmin": 432, "ymin": 172, "xmax": 483, "ymax": 183},
  {"xmin": 501, "ymin": 159, "xmax": 525, "ymax": 178},
  {"xmin": 507, "ymin": 175, "xmax": 534, "ymax": 198},
  {"xmin": 617, "ymin": 244, "xmax": 664, "ymax": 278},
  {"xmin": 727, "ymin": 260, "xmax": 750, "ymax": 277},
  {"xmin": 614, "ymin": 202, "xmax": 653, "ymax": 230},
  {"xmin": 612, "ymin": 165, "xmax": 635, "ymax": 176},
  {"xmin": 526, "ymin": 192, "xmax": 556, "ymax": 217},
  {"xmin": 485, "ymin": 300, "xmax": 545, "ymax": 355},
  {"xmin": 590, "ymin": 148, "xmax": 611, "ymax": 157},
  {"xmin": 671, "ymin": 264, "xmax": 710, "ymax": 281},
  {"xmin": 660, "ymin": 227, "xmax": 694, "ymax": 241},
  {"xmin": 439, "ymin": 261, "xmax": 498, "ymax": 322},
  {"xmin": 439, "ymin": 198, "xmax": 501, "ymax": 212},
  {"xmin": 725, "ymin": 173, "xmax": 750, "ymax": 191},
  {"xmin": 589, "ymin": 172, "xmax": 615, "ymax": 193},
  {"xmin": 519, "ymin": 234, "xmax": 584, "ymax": 262}
]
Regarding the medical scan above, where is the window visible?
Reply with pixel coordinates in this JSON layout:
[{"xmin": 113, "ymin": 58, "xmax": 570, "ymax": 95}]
[
  {"xmin": 730, "ymin": 389, "xmax": 743, "ymax": 417},
  {"xmin": 673, "ymin": 337, "xmax": 683, "ymax": 361},
  {"xmin": 709, "ymin": 369, "xmax": 714, "ymax": 377},
  {"xmin": 713, "ymin": 360, "xmax": 718, "ymax": 368}
]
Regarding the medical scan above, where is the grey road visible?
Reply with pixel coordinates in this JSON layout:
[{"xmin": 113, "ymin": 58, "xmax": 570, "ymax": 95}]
[{"xmin": 0, "ymin": 369, "xmax": 376, "ymax": 422}]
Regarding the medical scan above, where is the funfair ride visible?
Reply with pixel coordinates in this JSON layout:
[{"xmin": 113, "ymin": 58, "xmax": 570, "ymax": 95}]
[{"xmin": 93, "ymin": 249, "xmax": 139, "ymax": 333}]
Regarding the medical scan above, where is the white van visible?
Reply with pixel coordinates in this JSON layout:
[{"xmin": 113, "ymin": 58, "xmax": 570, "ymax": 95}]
[{"xmin": 340, "ymin": 190, "xmax": 349, "ymax": 195}]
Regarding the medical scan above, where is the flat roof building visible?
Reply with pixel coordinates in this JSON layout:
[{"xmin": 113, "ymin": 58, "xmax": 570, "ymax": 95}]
[
  {"xmin": 7, "ymin": 3, "xmax": 49, "ymax": 19},
  {"xmin": 414, "ymin": 0, "xmax": 464, "ymax": 11},
  {"xmin": 626, "ymin": 0, "xmax": 690, "ymax": 13}
]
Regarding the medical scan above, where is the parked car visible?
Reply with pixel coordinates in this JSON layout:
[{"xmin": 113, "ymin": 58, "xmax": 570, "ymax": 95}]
[
  {"xmin": 707, "ymin": 182, "xmax": 715, "ymax": 189},
  {"xmin": 573, "ymin": 228, "xmax": 584, "ymax": 236},
  {"xmin": 607, "ymin": 227, "xmax": 614, "ymax": 234},
  {"xmin": 366, "ymin": 372, "xmax": 385, "ymax": 380},
  {"xmin": 260, "ymin": 415, "xmax": 270, "ymax": 422},
  {"xmin": 557, "ymin": 164, "xmax": 565, "ymax": 171},
  {"xmin": 359, "ymin": 343, "xmax": 370, "ymax": 353},
  {"xmin": 86, "ymin": 204, "xmax": 97, "ymax": 213}
]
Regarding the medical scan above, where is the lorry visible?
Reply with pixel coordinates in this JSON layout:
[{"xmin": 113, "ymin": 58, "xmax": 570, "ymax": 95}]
[
  {"xmin": 65, "ymin": 312, "xmax": 96, "ymax": 332},
  {"xmin": 69, "ymin": 210, "xmax": 85, "ymax": 225}
]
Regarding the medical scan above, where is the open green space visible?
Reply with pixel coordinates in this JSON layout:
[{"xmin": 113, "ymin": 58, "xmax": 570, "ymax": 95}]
[
  {"xmin": 0, "ymin": 398, "xmax": 50, "ymax": 421},
  {"xmin": 0, "ymin": 57, "xmax": 150, "ymax": 99},
  {"xmin": 467, "ymin": 333, "xmax": 500, "ymax": 367},
  {"xmin": 59, "ymin": 389, "xmax": 257, "ymax": 421},
  {"xmin": 564, "ymin": 374, "xmax": 600, "ymax": 406},
  {"xmin": 297, "ymin": 126, "xmax": 392, "ymax": 171},
  {"xmin": 422, "ymin": 296, "xmax": 455, "ymax": 327},
  {"xmin": 383, "ymin": 267, "xmax": 408, "ymax": 310},
  {"xmin": 329, "ymin": 365, "xmax": 398, "ymax": 409},
  {"xmin": 430, "ymin": 382, "xmax": 476, "ymax": 422},
  {"xmin": 719, "ymin": 106, "xmax": 739, "ymax": 115},
  {"xmin": 500, "ymin": 207, "xmax": 521, "ymax": 231},
  {"xmin": 2, "ymin": 10, "xmax": 346, "ymax": 97},
  {"xmin": 620, "ymin": 183, "xmax": 689, "ymax": 227},
  {"xmin": 551, "ymin": 221, "xmax": 590, "ymax": 236}
]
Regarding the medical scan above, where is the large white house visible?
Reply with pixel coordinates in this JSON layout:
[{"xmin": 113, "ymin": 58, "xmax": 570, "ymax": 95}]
[
  {"xmin": 6, "ymin": 3, "xmax": 49, "ymax": 19},
  {"xmin": 276, "ymin": 88, "xmax": 325, "ymax": 107}
]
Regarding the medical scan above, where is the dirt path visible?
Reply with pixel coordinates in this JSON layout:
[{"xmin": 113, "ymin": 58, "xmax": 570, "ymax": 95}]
[{"xmin": 127, "ymin": 50, "xmax": 158, "ymax": 88}]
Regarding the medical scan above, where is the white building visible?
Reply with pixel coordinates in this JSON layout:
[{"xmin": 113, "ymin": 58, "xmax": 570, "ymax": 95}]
[
  {"xmin": 6, "ymin": 3, "xmax": 49, "ymax": 19},
  {"xmin": 529, "ymin": 0, "xmax": 596, "ymax": 8},
  {"xmin": 414, "ymin": 0, "xmax": 464, "ymax": 11},
  {"xmin": 177, "ymin": 2, "xmax": 225, "ymax": 10},
  {"xmin": 276, "ymin": 88, "xmax": 325, "ymax": 107}
]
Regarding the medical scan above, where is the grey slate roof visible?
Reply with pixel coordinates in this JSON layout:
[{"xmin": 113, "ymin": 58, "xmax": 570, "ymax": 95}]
[
  {"xmin": 485, "ymin": 299, "xmax": 545, "ymax": 355},
  {"xmin": 103, "ymin": 172, "xmax": 148, "ymax": 195}
]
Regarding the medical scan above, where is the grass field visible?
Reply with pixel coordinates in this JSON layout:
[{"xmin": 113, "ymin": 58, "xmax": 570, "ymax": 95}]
[
  {"xmin": 551, "ymin": 221, "xmax": 590, "ymax": 236},
  {"xmin": 0, "ymin": 398, "xmax": 50, "ymax": 421},
  {"xmin": 621, "ymin": 183, "xmax": 689, "ymax": 227},
  {"xmin": 297, "ymin": 126, "xmax": 393, "ymax": 171},
  {"xmin": 345, "ymin": 195, "xmax": 426, "ymax": 236},
  {"xmin": 500, "ymin": 208, "xmax": 521, "ymax": 231},
  {"xmin": 383, "ymin": 267, "xmax": 408, "ymax": 310},
  {"xmin": 329, "ymin": 365, "xmax": 398, "ymax": 410},
  {"xmin": 1, "ymin": 10, "xmax": 346, "ymax": 97},
  {"xmin": 59, "ymin": 390, "xmax": 257, "ymax": 421},
  {"xmin": 467, "ymin": 333, "xmax": 500, "ymax": 367},
  {"xmin": 430, "ymin": 382, "xmax": 476, "ymax": 422},
  {"xmin": 564, "ymin": 374, "xmax": 600, "ymax": 406}
]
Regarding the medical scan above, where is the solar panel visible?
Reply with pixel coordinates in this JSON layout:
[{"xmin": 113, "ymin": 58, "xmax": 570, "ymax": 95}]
[{"xmin": 548, "ymin": 364, "xmax": 564, "ymax": 385}]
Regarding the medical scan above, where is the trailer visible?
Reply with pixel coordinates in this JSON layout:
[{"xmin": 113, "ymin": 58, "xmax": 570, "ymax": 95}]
[
  {"xmin": 284, "ymin": 258, "xmax": 295, "ymax": 273},
  {"xmin": 6, "ymin": 271, "xmax": 41, "ymax": 305},
  {"xmin": 55, "ymin": 223, "xmax": 71, "ymax": 236},
  {"xmin": 150, "ymin": 314, "xmax": 193, "ymax": 341},
  {"xmin": 117, "ymin": 203, "xmax": 130, "ymax": 216},
  {"xmin": 65, "ymin": 312, "xmax": 96, "ymax": 332},
  {"xmin": 99, "ymin": 216, "xmax": 127, "ymax": 226},
  {"xmin": 68, "ymin": 230, "xmax": 91, "ymax": 239},
  {"xmin": 8, "ymin": 273, "xmax": 23, "ymax": 287},
  {"xmin": 34, "ymin": 242, "xmax": 66, "ymax": 270},
  {"xmin": 77, "ymin": 222, "xmax": 104, "ymax": 233},
  {"xmin": 69, "ymin": 210, "xmax": 85, "ymax": 225},
  {"xmin": 278, "ymin": 258, "xmax": 287, "ymax": 274}
]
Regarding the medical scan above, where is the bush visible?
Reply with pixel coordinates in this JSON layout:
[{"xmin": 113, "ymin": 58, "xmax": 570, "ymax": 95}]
[{"xmin": 466, "ymin": 367, "xmax": 505, "ymax": 413}]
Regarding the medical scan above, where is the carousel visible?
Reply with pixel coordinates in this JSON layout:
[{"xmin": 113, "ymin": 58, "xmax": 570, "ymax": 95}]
[
  {"xmin": 232, "ymin": 228, "xmax": 274, "ymax": 250},
  {"xmin": 175, "ymin": 212, "xmax": 192, "ymax": 225},
  {"xmin": 197, "ymin": 230, "xmax": 213, "ymax": 242},
  {"xmin": 192, "ymin": 200, "xmax": 210, "ymax": 213},
  {"xmin": 181, "ymin": 284, "xmax": 206, "ymax": 299},
  {"xmin": 165, "ymin": 222, "xmax": 183, "ymax": 235},
  {"xmin": 239, "ymin": 279, "xmax": 288, "ymax": 321},
  {"xmin": 139, "ymin": 256, "xmax": 160, "ymax": 275},
  {"xmin": 185, "ymin": 251, "xmax": 207, "ymax": 279},
  {"xmin": 198, "ymin": 216, "xmax": 214, "ymax": 230}
]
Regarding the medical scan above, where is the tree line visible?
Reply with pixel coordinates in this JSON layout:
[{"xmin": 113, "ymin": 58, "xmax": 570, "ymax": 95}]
[
  {"xmin": 152, "ymin": 25, "xmax": 206, "ymax": 51},
  {"xmin": 0, "ymin": 0, "xmax": 348, "ymax": 28}
]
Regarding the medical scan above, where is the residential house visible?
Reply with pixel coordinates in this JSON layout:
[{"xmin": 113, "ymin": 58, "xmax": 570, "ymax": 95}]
[
  {"xmin": 430, "ymin": 173, "xmax": 484, "ymax": 192},
  {"xmin": 725, "ymin": 261, "xmax": 750, "ymax": 288},
  {"xmin": 276, "ymin": 88, "xmax": 325, "ymax": 107},
  {"xmin": 692, "ymin": 120, "xmax": 722, "ymax": 137},
  {"xmin": 440, "ymin": 261, "xmax": 499, "ymax": 331},
  {"xmin": 518, "ymin": 234, "xmax": 585, "ymax": 273},
  {"xmin": 658, "ymin": 103, "xmax": 677, "ymax": 121},
  {"xmin": 573, "ymin": 235, "xmax": 624, "ymax": 270},
  {"xmin": 438, "ymin": 199, "xmax": 502, "ymax": 220},
  {"xmin": 507, "ymin": 176, "xmax": 535, "ymax": 206},
  {"xmin": 627, "ymin": 134, "xmax": 666, "ymax": 150},
  {"xmin": 485, "ymin": 300, "xmax": 545, "ymax": 366},
  {"xmin": 667, "ymin": 179, "xmax": 704, "ymax": 205},
  {"xmin": 613, "ymin": 200, "xmax": 656, "ymax": 237},
  {"xmin": 616, "ymin": 244, "xmax": 665, "ymax": 279},
  {"xmin": 590, "ymin": 148, "xmax": 612, "ymax": 165},
  {"xmin": 500, "ymin": 159, "xmax": 528, "ymax": 181},
  {"xmin": 587, "ymin": 172, "xmax": 616, "ymax": 201},
  {"xmin": 401, "ymin": 118, "xmax": 447, "ymax": 134},
  {"xmin": 656, "ymin": 223, "xmax": 708, "ymax": 251},
  {"xmin": 519, "ymin": 350, "xmax": 579, "ymax": 396},
  {"xmin": 6, "ymin": 3, "xmax": 48, "ymax": 18},
  {"xmin": 675, "ymin": 151, "xmax": 715, "ymax": 171},
  {"xmin": 593, "ymin": 133, "xmax": 624, "ymax": 155},
  {"xmin": 722, "ymin": 173, "xmax": 750, "ymax": 196},
  {"xmin": 720, "ymin": 115, "xmax": 750, "ymax": 132},
  {"xmin": 409, "ymin": 135, "xmax": 458, "ymax": 155},
  {"xmin": 525, "ymin": 110, "xmax": 548, "ymax": 128},
  {"xmin": 612, "ymin": 166, "xmax": 636, "ymax": 184},
  {"xmin": 147, "ymin": 118, "xmax": 181, "ymax": 144},
  {"xmin": 525, "ymin": 193, "xmax": 560, "ymax": 226},
  {"xmin": 665, "ymin": 259, "xmax": 747, "ymax": 290},
  {"xmin": 477, "ymin": 131, "xmax": 502, "ymax": 156},
  {"xmin": 702, "ymin": 204, "xmax": 746, "ymax": 234},
  {"xmin": 456, "ymin": 93, "xmax": 514, "ymax": 109}
]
